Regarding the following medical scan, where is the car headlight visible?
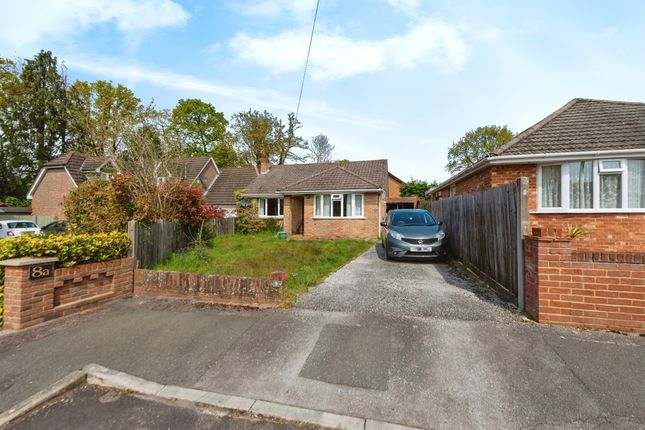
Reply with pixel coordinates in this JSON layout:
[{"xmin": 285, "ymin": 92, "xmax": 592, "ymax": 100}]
[
  {"xmin": 436, "ymin": 230, "xmax": 445, "ymax": 240},
  {"xmin": 389, "ymin": 231, "xmax": 403, "ymax": 240}
]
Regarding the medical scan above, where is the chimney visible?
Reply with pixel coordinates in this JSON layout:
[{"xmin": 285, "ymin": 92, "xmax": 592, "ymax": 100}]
[{"xmin": 259, "ymin": 158, "xmax": 271, "ymax": 174}]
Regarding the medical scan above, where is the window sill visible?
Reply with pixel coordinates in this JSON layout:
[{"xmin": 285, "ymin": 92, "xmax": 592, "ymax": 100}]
[
  {"xmin": 312, "ymin": 217, "xmax": 367, "ymax": 220},
  {"xmin": 532, "ymin": 209, "xmax": 645, "ymax": 214},
  {"xmin": 258, "ymin": 215, "xmax": 284, "ymax": 219}
]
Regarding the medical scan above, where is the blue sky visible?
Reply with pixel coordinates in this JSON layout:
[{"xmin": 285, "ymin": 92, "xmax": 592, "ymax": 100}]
[{"xmin": 2, "ymin": 0, "xmax": 645, "ymax": 182}]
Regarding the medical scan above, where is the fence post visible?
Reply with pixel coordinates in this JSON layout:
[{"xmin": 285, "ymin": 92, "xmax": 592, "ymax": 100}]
[{"xmin": 516, "ymin": 177, "xmax": 529, "ymax": 311}]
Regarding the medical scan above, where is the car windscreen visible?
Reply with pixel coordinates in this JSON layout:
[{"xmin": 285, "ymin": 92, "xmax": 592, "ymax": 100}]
[
  {"xmin": 7, "ymin": 222, "xmax": 38, "ymax": 229},
  {"xmin": 390, "ymin": 212, "xmax": 436, "ymax": 227}
]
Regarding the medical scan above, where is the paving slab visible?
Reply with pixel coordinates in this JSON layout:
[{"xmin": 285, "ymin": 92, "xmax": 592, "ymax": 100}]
[{"xmin": 299, "ymin": 324, "xmax": 391, "ymax": 390}]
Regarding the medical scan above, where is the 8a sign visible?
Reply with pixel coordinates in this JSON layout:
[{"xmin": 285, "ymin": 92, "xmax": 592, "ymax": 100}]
[{"xmin": 28, "ymin": 263, "xmax": 55, "ymax": 280}]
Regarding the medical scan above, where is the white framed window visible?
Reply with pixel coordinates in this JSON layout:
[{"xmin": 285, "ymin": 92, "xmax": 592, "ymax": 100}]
[
  {"xmin": 314, "ymin": 193, "xmax": 364, "ymax": 218},
  {"xmin": 258, "ymin": 198, "xmax": 283, "ymax": 218},
  {"xmin": 537, "ymin": 159, "xmax": 645, "ymax": 212}
]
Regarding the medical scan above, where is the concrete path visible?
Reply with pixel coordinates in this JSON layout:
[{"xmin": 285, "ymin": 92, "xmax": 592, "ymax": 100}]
[{"xmin": 1, "ymin": 246, "xmax": 644, "ymax": 429}]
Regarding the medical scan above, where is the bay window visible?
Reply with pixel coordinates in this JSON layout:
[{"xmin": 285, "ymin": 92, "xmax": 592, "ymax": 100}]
[
  {"xmin": 258, "ymin": 198, "xmax": 283, "ymax": 217},
  {"xmin": 538, "ymin": 159, "xmax": 645, "ymax": 211},
  {"xmin": 314, "ymin": 193, "xmax": 364, "ymax": 218}
]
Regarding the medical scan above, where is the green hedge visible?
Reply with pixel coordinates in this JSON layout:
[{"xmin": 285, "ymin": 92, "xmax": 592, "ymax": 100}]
[{"xmin": 0, "ymin": 232, "xmax": 130, "ymax": 326}]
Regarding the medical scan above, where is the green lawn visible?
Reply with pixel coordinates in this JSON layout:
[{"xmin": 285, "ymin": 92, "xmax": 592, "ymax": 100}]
[{"xmin": 155, "ymin": 232, "xmax": 374, "ymax": 303}]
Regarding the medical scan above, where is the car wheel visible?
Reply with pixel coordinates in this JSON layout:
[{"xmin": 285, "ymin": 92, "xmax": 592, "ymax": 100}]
[{"xmin": 384, "ymin": 244, "xmax": 392, "ymax": 261}]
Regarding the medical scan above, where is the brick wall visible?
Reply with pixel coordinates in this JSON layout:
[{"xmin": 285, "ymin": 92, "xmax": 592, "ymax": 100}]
[
  {"xmin": 388, "ymin": 174, "xmax": 401, "ymax": 198},
  {"xmin": 31, "ymin": 168, "xmax": 76, "ymax": 218},
  {"xmin": 2, "ymin": 257, "xmax": 133, "ymax": 330},
  {"xmin": 524, "ymin": 235, "xmax": 645, "ymax": 334},
  {"xmin": 133, "ymin": 269, "xmax": 287, "ymax": 307},
  {"xmin": 302, "ymin": 192, "xmax": 381, "ymax": 240}
]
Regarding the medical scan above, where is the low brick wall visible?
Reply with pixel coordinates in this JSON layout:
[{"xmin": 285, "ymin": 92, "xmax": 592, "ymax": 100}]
[
  {"xmin": 2, "ymin": 257, "xmax": 134, "ymax": 330},
  {"xmin": 133, "ymin": 269, "xmax": 288, "ymax": 307},
  {"xmin": 524, "ymin": 235, "xmax": 645, "ymax": 333}
]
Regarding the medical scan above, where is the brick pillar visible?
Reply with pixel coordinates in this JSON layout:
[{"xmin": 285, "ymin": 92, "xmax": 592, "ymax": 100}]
[
  {"xmin": 523, "ymin": 231, "xmax": 572, "ymax": 322},
  {"xmin": 1, "ymin": 257, "xmax": 58, "ymax": 330}
]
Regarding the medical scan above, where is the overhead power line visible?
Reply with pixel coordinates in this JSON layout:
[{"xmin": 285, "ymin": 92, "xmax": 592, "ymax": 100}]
[{"xmin": 296, "ymin": 0, "xmax": 320, "ymax": 120}]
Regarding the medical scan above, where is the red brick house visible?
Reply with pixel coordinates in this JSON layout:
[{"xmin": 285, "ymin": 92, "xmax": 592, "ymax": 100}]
[
  {"xmin": 28, "ymin": 152, "xmax": 225, "ymax": 219},
  {"xmin": 428, "ymin": 98, "xmax": 645, "ymax": 252},
  {"xmin": 243, "ymin": 159, "xmax": 406, "ymax": 240}
]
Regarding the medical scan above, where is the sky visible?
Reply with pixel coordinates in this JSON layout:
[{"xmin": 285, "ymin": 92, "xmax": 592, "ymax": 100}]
[{"xmin": 2, "ymin": 0, "xmax": 645, "ymax": 182}]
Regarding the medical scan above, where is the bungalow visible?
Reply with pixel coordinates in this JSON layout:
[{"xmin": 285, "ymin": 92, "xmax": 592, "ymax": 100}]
[
  {"xmin": 28, "ymin": 152, "xmax": 223, "ymax": 219},
  {"xmin": 428, "ymin": 98, "xmax": 645, "ymax": 252},
  {"xmin": 243, "ymin": 159, "xmax": 406, "ymax": 240}
]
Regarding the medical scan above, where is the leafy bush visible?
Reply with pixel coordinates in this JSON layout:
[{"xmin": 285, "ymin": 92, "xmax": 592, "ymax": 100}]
[
  {"xmin": 64, "ymin": 176, "xmax": 135, "ymax": 233},
  {"xmin": 0, "ymin": 231, "xmax": 129, "ymax": 326},
  {"xmin": 234, "ymin": 191, "xmax": 283, "ymax": 234},
  {"xmin": 2, "ymin": 196, "xmax": 31, "ymax": 207}
]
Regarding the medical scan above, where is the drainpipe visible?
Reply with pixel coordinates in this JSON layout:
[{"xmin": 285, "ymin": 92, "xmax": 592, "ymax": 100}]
[{"xmin": 377, "ymin": 192, "xmax": 382, "ymax": 239}]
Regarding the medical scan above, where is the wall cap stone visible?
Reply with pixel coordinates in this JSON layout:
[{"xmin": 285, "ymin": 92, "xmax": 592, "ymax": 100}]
[{"xmin": 0, "ymin": 256, "xmax": 59, "ymax": 267}]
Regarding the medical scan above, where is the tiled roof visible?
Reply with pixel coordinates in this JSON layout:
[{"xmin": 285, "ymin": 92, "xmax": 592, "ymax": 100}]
[
  {"xmin": 168, "ymin": 156, "xmax": 213, "ymax": 182},
  {"xmin": 496, "ymin": 98, "xmax": 645, "ymax": 156},
  {"xmin": 243, "ymin": 159, "xmax": 388, "ymax": 195},
  {"xmin": 205, "ymin": 167, "xmax": 257, "ymax": 207}
]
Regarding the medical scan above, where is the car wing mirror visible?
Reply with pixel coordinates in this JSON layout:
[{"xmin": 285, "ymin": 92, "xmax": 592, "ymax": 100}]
[
  {"xmin": 380, "ymin": 221, "xmax": 388, "ymax": 227},
  {"xmin": 438, "ymin": 220, "xmax": 443, "ymax": 226}
]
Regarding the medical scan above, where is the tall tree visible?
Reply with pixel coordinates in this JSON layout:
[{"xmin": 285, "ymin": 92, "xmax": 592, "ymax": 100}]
[
  {"xmin": 230, "ymin": 109, "xmax": 277, "ymax": 171},
  {"xmin": 400, "ymin": 178, "xmax": 438, "ymax": 199},
  {"xmin": 274, "ymin": 112, "xmax": 307, "ymax": 164},
  {"xmin": 19, "ymin": 50, "xmax": 69, "ymax": 172},
  {"xmin": 308, "ymin": 133, "xmax": 334, "ymax": 163},
  {"xmin": 446, "ymin": 125, "xmax": 513, "ymax": 174},
  {"xmin": 0, "ymin": 57, "xmax": 29, "ymax": 198},
  {"xmin": 168, "ymin": 99, "xmax": 228, "ymax": 153},
  {"xmin": 67, "ymin": 79, "xmax": 143, "ymax": 156}
]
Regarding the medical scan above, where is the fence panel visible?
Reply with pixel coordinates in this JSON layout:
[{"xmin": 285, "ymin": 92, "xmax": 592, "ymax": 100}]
[
  {"xmin": 128, "ymin": 218, "xmax": 235, "ymax": 268},
  {"xmin": 430, "ymin": 178, "xmax": 528, "ymax": 303}
]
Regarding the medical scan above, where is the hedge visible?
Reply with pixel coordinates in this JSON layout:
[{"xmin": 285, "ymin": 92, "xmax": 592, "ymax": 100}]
[{"xmin": 0, "ymin": 232, "xmax": 130, "ymax": 326}]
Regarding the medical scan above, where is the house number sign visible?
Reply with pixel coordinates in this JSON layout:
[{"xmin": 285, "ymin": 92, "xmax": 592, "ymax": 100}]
[{"xmin": 28, "ymin": 263, "xmax": 55, "ymax": 280}]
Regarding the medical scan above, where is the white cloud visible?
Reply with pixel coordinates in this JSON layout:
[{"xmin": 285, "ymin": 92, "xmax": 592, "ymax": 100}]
[
  {"xmin": 0, "ymin": 0, "xmax": 189, "ymax": 49},
  {"xmin": 65, "ymin": 55, "xmax": 391, "ymax": 130},
  {"xmin": 231, "ymin": 0, "xmax": 317, "ymax": 23},
  {"xmin": 386, "ymin": 0, "xmax": 421, "ymax": 16},
  {"xmin": 229, "ymin": 19, "xmax": 469, "ymax": 81}
]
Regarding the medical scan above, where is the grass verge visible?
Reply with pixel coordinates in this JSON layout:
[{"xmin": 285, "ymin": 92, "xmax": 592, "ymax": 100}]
[{"xmin": 156, "ymin": 232, "xmax": 374, "ymax": 304}]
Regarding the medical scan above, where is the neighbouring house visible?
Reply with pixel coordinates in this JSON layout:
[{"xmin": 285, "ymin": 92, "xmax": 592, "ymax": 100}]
[
  {"xmin": 242, "ymin": 159, "xmax": 405, "ymax": 240},
  {"xmin": 205, "ymin": 167, "xmax": 258, "ymax": 214},
  {"xmin": 28, "ymin": 152, "xmax": 223, "ymax": 219},
  {"xmin": 428, "ymin": 98, "xmax": 645, "ymax": 252}
]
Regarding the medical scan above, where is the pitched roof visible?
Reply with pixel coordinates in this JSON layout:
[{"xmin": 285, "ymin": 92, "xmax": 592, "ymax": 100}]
[
  {"xmin": 43, "ymin": 152, "xmax": 93, "ymax": 185},
  {"xmin": 243, "ymin": 159, "xmax": 389, "ymax": 195},
  {"xmin": 168, "ymin": 156, "xmax": 213, "ymax": 182},
  {"xmin": 205, "ymin": 167, "xmax": 257, "ymax": 207},
  {"xmin": 495, "ymin": 98, "xmax": 645, "ymax": 156}
]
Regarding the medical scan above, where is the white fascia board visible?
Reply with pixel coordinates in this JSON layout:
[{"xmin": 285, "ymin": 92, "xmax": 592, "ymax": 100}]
[
  {"xmin": 279, "ymin": 188, "xmax": 383, "ymax": 195},
  {"xmin": 489, "ymin": 148, "xmax": 645, "ymax": 164}
]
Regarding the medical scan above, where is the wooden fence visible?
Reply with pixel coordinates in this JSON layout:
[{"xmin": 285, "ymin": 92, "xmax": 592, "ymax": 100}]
[
  {"xmin": 429, "ymin": 178, "xmax": 529, "ymax": 306},
  {"xmin": 127, "ymin": 217, "xmax": 235, "ymax": 269}
]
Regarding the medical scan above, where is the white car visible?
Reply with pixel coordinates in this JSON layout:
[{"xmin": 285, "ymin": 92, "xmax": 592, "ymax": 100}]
[{"xmin": 0, "ymin": 220, "xmax": 44, "ymax": 238}]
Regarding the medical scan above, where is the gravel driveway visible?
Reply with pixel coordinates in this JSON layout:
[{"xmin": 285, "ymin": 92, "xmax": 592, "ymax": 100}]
[{"xmin": 296, "ymin": 244, "xmax": 520, "ymax": 323}]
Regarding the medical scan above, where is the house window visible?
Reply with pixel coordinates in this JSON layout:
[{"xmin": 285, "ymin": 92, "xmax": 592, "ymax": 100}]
[
  {"xmin": 540, "ymin": 165, "xmax": 561, "ymax": 208},
  {"xmin": 538, "ymin": 159, "xmax": 645, "ymax": 211},
  {"xmin": 314, "ymin": 193, "xmax": 364, "ymax": 218},
  {"xmin": 258, "ymin": 198, "xmax": 283, "ymax": 217}
]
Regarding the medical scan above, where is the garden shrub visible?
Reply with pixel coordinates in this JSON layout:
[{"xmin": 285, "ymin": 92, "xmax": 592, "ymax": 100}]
[
  {"xmin": 0, "ymin": 231, "xmax": 129, "ymax": 326},
  {"xmin": 234, "ymin": 191, "xmax": 283, "ymax": 234},
  {"xmin": 2, "ymin": 196, "xmax": 31, "ymax": 207},
  {"xmin": 64, "ymin": 176, "xmax": 135, "ymax": 234}
]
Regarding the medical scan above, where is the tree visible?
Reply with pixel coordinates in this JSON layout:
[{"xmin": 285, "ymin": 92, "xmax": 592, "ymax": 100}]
[
  {"xmin": 308, "ymin": 133, "xmax": 334, "ymax": 163},
  {"xmin": 446, "ymin": 125, "xmax": 513, "ymax": 174},
  {"xmin": 19, "ymin": 51, "xmax": 69, "ymax": 173},
  {"xmin": 274, "ymin": 112, "xmax": 307, "ymax": 164},
  {"xmin": 231, "ymin": 109, "xmax": 277, "ymax": 171},
  {"xmin": 167, "ymin": 98, "xmax": 229, "ymax": 159},
  {"xmin": 67, "ymin": 79, "xmax": 143, "ymax": 156},
  {"xmin": 400, "ymin": 178, "xmax": 438, "ymax": 199}
]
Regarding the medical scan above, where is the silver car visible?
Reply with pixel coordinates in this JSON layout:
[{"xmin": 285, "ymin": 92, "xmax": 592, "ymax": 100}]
[
  {"xmin": 380, "ymin": 209, "xmax": 448, "ymax": 260},
  {"xmin": 0, "ymin": 220, "xmax": 43, "ymax": 238}
]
